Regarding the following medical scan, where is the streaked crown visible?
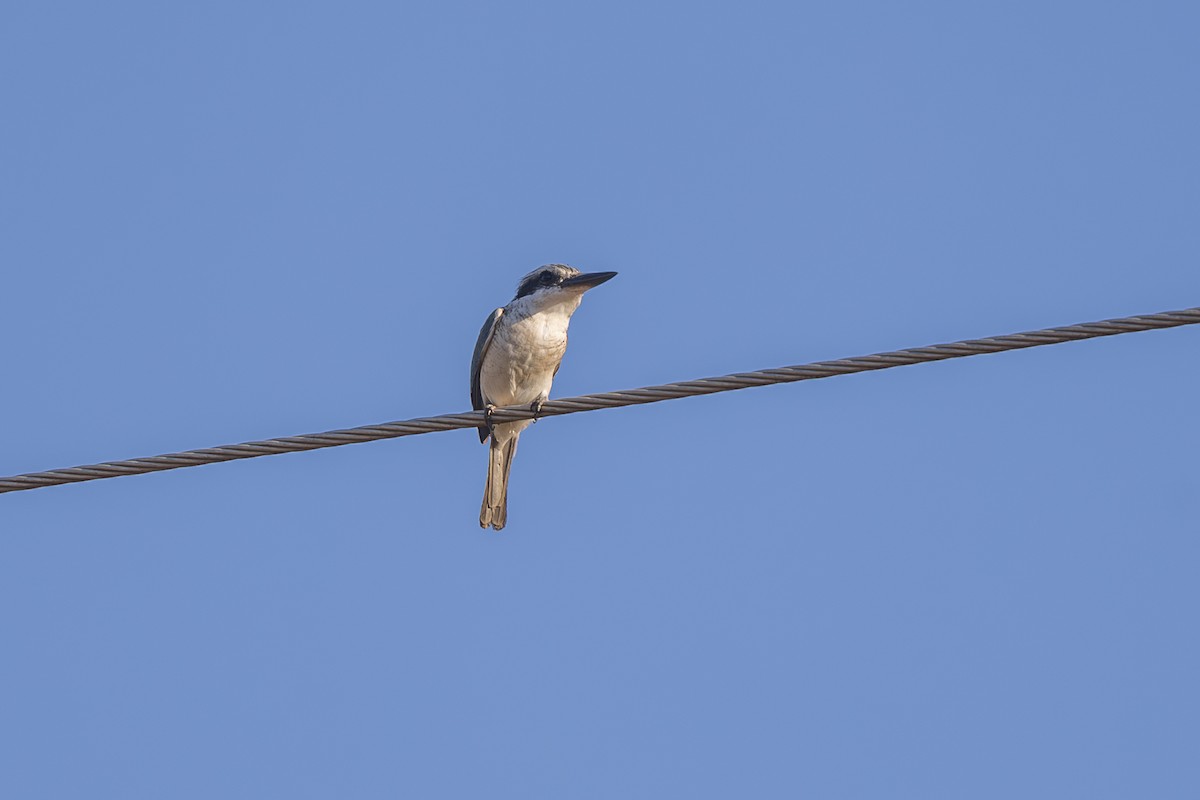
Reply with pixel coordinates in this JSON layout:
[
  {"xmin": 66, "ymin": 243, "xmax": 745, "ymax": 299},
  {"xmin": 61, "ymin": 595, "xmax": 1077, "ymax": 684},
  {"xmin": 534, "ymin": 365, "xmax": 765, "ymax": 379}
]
[{"xmin": 514, "ymin": 264, "xmax": 581, "ymax": 300}]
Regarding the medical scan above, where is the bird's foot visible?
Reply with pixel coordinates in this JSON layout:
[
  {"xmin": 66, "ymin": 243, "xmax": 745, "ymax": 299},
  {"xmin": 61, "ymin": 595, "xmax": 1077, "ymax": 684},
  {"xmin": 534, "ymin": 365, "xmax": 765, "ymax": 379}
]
[
  {"xmin": 530, "ymin": 399, "xmax": 545, "ymax": 422},
  {"xmin": 485, "ymin": 404, "xmax": 497, "ymax": 438}
]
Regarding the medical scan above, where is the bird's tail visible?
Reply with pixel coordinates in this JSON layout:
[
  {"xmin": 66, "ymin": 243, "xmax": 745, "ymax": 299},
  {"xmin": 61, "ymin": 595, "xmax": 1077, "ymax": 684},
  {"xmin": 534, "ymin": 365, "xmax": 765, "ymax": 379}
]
[{"xmin": 480, "ymin": 431, "xmax": 519, "ymax": 531}]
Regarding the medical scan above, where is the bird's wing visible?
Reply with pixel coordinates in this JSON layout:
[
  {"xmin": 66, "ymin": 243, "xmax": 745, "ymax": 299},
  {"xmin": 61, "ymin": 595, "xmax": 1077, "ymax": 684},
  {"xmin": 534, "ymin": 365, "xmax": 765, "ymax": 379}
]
[{"xmin": 470, "ymin": 307, "xmax": 504, "ymax": 442}]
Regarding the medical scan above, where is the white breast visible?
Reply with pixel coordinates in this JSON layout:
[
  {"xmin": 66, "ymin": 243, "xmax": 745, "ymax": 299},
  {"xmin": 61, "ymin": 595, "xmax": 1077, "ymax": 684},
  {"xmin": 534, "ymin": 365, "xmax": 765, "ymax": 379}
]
[{"xmin": 479, "ymin": 291, "xmax": 583, "ymax": 408}]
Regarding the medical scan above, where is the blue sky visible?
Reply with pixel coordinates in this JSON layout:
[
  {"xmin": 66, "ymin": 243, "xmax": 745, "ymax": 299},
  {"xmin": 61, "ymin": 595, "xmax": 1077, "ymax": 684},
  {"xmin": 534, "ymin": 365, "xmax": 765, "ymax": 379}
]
[{"xmin": 2, "ymin": 2, "xmax": 1198, "ymax": 797}]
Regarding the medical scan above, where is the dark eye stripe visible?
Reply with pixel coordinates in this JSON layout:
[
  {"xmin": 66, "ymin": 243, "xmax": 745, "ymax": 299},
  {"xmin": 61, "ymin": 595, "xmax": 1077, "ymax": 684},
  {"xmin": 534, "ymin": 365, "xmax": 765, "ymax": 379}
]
[{"xmin": 514, "ymin": 267, "xmax": 568, "ymax": 299}]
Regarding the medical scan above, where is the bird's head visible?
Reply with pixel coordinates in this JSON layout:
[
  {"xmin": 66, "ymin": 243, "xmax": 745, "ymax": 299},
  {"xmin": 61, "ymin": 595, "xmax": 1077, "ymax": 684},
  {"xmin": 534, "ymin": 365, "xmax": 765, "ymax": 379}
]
[{"xmin": 513, "ymin": 264, "xmax": 617, "ymax": 307}]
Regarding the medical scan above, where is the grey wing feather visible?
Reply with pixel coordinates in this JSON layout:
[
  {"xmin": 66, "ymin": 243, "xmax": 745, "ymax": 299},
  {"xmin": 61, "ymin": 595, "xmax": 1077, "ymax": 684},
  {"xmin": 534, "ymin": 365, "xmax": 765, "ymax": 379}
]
[{"xmin": 470, "ymin": 308, "xmax": 504, "ymax": 442}]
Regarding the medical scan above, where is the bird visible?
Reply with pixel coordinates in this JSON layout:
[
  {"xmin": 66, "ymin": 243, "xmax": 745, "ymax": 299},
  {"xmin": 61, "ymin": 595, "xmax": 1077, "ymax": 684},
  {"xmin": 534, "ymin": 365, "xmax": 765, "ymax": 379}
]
[{"xmin": 470, "ymin": 264, "xmax": 617, "ymax": 530}]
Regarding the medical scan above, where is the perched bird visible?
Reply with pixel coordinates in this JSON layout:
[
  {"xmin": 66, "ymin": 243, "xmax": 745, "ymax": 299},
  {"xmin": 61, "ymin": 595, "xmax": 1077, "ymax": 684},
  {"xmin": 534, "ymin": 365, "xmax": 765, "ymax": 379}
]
[{"xmin": 470, "ymin": 264, "xmax": 617, "ymax": 530}]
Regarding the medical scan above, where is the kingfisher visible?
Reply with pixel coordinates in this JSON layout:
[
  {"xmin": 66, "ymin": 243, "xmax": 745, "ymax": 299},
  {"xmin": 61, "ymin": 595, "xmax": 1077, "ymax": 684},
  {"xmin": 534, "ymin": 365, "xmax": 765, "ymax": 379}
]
[{"xmin": 470, "ymin": 264, "xmax": 618, "ymax": 530}]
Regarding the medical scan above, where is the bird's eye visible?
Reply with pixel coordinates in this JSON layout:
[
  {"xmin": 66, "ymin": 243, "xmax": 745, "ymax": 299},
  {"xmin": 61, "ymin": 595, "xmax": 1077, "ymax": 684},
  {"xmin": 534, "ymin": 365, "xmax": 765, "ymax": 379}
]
[{"xmin": 539, "ymin": 270, "xmax": 556, "ymax": 284}]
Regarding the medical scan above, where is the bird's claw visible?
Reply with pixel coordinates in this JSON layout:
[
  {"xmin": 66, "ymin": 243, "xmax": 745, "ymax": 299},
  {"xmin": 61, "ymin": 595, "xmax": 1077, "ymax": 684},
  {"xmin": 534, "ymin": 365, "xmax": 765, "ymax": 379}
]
[
  {"xmin": 530, "ymin": 399, "xmax": 545, "ymax": 422},
  {"xmin": 485, "ymin": 404, "xmax": 497, "ymax": 438}
]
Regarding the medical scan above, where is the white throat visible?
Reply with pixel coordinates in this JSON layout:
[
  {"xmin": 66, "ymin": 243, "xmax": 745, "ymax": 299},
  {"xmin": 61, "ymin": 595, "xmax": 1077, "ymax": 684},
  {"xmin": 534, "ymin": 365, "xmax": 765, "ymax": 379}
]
[{"xmin": 508, "ymin": 287, "xmax": 584, "ymax": 320}]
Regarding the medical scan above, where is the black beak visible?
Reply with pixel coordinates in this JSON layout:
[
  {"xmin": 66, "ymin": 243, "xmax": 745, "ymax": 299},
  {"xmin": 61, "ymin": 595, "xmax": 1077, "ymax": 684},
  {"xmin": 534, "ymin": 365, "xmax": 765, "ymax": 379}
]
[{"xmin": 560, "ymin": 271, "xmax": 618, "ymax": 290}]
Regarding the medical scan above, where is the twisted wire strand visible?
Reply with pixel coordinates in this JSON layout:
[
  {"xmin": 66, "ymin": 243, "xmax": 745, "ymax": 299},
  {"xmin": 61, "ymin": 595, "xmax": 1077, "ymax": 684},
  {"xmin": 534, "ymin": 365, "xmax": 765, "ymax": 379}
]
[{"xmin": 2, "ymin": 306, "xmax": 1197, "ymax": 495}]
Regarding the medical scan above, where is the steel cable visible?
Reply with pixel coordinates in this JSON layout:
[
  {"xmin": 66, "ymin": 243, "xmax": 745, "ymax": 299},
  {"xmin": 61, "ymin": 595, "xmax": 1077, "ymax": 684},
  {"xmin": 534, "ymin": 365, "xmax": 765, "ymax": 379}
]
[{"xmin": 1, "ymin": 306, "xmax": 1196, "ymax": 495}]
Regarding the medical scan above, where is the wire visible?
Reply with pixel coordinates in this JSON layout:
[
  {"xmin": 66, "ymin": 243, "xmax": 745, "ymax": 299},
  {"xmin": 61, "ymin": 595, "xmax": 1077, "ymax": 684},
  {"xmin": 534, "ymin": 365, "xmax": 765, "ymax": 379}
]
[{"xmin": 2, "ymin": 306, "xmax": 1197, "ymax": 495}]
